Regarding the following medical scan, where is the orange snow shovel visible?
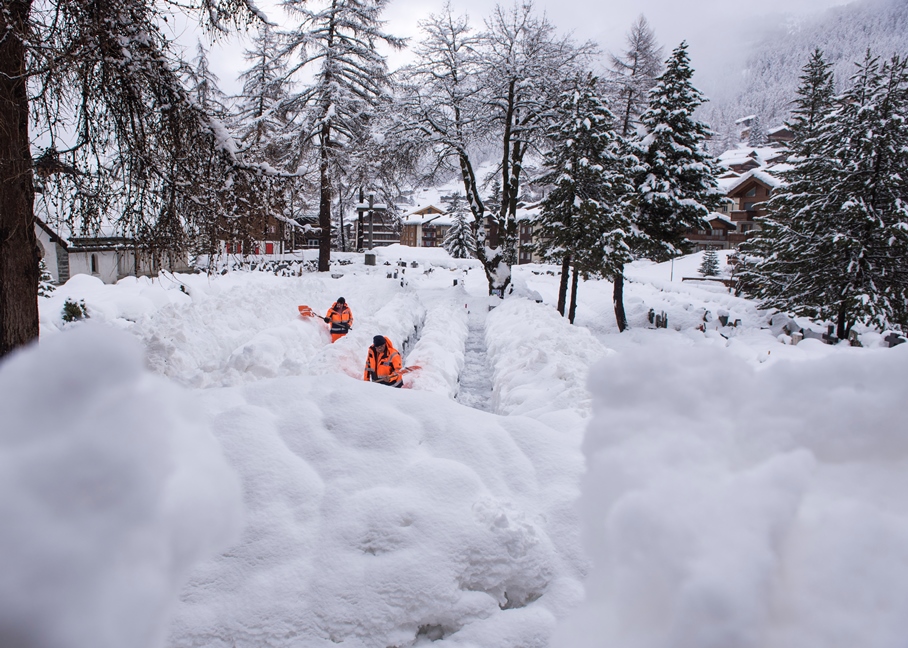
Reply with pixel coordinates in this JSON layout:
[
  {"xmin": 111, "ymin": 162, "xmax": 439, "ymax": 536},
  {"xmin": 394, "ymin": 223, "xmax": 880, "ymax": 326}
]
[{"xmin": 298, "ymin": 305, "xmax": 321, "ymax": 319}]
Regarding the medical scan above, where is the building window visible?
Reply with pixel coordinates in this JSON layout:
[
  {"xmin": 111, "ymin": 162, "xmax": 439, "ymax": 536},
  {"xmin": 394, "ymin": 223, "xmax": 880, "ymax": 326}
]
[
  {"xmin": 743, "ymin": 202, "xmax": 756, "ymax": 211},
  {"xmin": 745, "ymin": 187, "xmax": 757, "ymax": 197},
  {"xmin": 90, "ymin": 253, "xmax": 98, "ymax": 274}
]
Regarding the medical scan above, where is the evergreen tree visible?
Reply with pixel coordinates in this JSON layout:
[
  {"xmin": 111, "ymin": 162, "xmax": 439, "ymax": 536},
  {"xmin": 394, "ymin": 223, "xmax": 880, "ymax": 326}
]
[
  {"xmin": 787, "ymin": 48, "xmax": 836, "ymax": 158},
  {"xmin": 736, "ymin": 50, "xmax": 837, "ymax": 305},
  {"xmin": 37, "ymin": 259, "xmax": 55, "ymax": 297},
  {"xmin": 747, "ymin": 114, "xmax": 767, "ymax": 147},
  {"xmin": 698, "ymin": 248, "xmax": 720, "ymax": 276},
  {"xmin": 608, "ymin": 15, "xmax": 663, "ymax": 138},
  {"xmin": 605, "ymin": 15, "xmax": 662, "ymax": 331},
  {"xmin": 633, "ymin": 42, "xmax": 721, "ymax": 263},
  {"xmin": 442, "ymin": 196, "xmax": 476, "ymax": 259},
  {"xmin": 281, "ymin": 0, "xmax": 404, "ymax": 272},
  {"xmin": 741, "ymin": 52, "xmax": 908, "ymax": 338},
  {"xmin": 535, "ymin": 73, "xmax": 635, "ymax": 324}
]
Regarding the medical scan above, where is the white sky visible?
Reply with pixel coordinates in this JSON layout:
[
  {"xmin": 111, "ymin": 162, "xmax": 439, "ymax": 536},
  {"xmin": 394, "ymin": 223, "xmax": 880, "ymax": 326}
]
[{"xmin": 187, "ymin": 0, "xmax": 853, "ymax": 97}]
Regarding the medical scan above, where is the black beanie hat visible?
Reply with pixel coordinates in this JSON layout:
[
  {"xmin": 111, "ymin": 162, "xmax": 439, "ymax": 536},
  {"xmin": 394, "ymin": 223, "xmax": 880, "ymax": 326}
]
[
  {"xmin": 373, "ymin": 335, "xmax": 386, "ymax": 346},
  {"xmin": 337, "ymin": 297, "xmax": 345, "ymax": 304}
]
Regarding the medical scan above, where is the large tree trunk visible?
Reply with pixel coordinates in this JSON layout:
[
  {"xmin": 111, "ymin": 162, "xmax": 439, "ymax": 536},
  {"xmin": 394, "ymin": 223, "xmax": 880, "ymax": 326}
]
[
  {"xmin": 568, "ymin": 265, "xmax": 580, "ymax": 324},
  {"xmin": 557, "ymin": 256, "xmax": 570, "ymax": 316},
  {"xmin": 613, "ymin": 266, "xmax": 628, "ymax": 332},
  {"xmin": 317, "ymin": 122, "xmax": 332, "ymax": 272},
  {"xmin": 0, "ymin": 0, "xmax": 39, "ymax": 358}
]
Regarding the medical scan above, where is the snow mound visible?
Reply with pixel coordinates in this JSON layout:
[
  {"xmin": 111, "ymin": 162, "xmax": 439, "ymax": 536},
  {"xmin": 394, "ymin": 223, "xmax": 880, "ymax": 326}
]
[
  {"xmin": 486, "ymin": 298, "xmax": 611, "ymax": 424},
  {"xmin": 169, "ymin": 374, "xmax": 585, "ymax": 648},
  {"xmin": 0, "ymin": 326, "xmax": 242, "ymax": 648},
  {"xmin": 556, "ymin": 340, "xmax": 908, "ymax": 648}
]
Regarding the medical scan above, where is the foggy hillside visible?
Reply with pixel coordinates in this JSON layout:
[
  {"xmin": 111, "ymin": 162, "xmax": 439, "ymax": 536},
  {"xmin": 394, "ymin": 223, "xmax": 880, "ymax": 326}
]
[{"xmin": 700, "ymin": 0, "xmax": 908, "ymax": 148}]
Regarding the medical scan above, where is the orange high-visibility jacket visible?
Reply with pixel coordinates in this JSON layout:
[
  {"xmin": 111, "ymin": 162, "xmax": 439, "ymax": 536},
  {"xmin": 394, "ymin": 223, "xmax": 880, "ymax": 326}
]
[
  {"xmin": 363, "ymin": 337, "xmax": 402, "ymax": 386},
  {"xmin": 326, "ymin": 303, "xmax": 353, "ymax": 335}
]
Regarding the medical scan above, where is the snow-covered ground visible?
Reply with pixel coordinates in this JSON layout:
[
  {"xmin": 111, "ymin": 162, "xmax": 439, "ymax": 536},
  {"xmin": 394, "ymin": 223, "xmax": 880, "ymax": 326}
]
[{"xmin": 2, "ymin": 246, "xmax": 906, "ymax": 648}]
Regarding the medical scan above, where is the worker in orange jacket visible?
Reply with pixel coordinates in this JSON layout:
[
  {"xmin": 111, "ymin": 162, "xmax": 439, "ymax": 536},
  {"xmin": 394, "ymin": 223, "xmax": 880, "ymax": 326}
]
[
  {"xmin": 363, "ymin": 335, "xmax": 403, "ymax": 387},
  {"xmin": 324, "ymin": 297, "xmax": 353, "ymax": 342}
]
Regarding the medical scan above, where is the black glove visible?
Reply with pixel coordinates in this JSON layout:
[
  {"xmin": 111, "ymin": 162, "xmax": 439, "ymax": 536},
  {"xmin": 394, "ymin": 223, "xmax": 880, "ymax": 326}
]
[{"xmin": 323, "ymin": 317, "xmax": 330, "ymax": 323}]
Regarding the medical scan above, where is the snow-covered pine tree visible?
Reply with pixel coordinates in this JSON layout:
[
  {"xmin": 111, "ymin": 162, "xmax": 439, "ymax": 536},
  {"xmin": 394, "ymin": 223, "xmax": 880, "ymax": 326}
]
[
  {"xmin": 699, "ymin": 248, "xmax": 720, "ymax": 276},
  {"xmin": 736, "ymin": 49, "xmax": 837, "ymax": 304},
  {"xmin": 37, "ymin": 259, "xmax": 55, "ymax": 297},
  {"xmin": 535, "ymin": 73, "xmax": 635, "ymax": 324},
  {"xmin": 741, "ymin": 51, "xmax": 908, "ymax": 338},
  {"xmin": 608, "ymin": 15, "xmax": 663, "ymax": 138},
  {"xmin": 281, "ymin": 0, "xmax": 404, "ymax": 272},
  {"xmin": 787, "ymin": 48, "xmax": 836, "ymax": 158},
  {"xmin": 605, "ymin": 15, "xmax": 662, "ymax": 331},
  {"xmin": 442, "ymin": 196, "xmax": 476, "ymax": 259},
  {"xmin": 747, "ymin": 114, "xmax": 767, "ymax": 147},
  {"xmin": 633, "ymin": 42, "xmax": 722, "ymax": 263}
]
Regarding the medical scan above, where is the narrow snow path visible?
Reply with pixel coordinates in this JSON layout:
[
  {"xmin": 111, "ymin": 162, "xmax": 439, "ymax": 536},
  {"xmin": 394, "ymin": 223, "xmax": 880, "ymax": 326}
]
[{"xmin": 455, "ymin": 307, "xmax": 494, "ymax": 412}]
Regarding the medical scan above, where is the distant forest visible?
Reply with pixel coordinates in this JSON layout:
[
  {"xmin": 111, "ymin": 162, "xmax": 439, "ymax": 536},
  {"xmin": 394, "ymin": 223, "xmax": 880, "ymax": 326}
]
[{"xmin": 701, "ymin": 0, "xmax": 908, "ymax": 149}]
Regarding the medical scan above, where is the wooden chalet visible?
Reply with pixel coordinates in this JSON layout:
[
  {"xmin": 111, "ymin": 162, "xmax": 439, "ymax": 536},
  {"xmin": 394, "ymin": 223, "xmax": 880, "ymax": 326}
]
[
  {"xmin": 687, "ymin": 213, "xmax": 738, "ymax": 251},
  {"xmin": 767, "ymin": 125, "xmax": 794, "ymax": 146},
  {"xmin": 725, "ymin": 170, "xmax": 781, "ymax": 246},
  {"xmin": 400, "ymin": 205, "xmax": 451, "ymax": 248}
]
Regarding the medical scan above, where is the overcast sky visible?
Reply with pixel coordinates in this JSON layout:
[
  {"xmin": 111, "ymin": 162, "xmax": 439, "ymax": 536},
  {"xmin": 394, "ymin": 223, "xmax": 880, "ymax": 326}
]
[{"xmin": 191, "ymin": 0, "xmax": 853, "ymax": 97}]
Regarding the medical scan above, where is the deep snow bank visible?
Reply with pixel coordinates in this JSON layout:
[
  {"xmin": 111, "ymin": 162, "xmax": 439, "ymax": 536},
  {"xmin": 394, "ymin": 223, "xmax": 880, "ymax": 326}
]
[
  {"xmin": 0, "ymin": 326, "xmax": 242, "ymax": 648},
  {"xmin": 556, "ymin": 339, "xmax": 908, "ymax": 648},
  {"xmin": 169, "ymin": 373, "xmax": 585, "ymax": 648}
]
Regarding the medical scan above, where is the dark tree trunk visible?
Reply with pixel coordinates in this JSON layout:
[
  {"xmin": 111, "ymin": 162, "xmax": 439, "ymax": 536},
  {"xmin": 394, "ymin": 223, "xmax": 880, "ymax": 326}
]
[
  {"xmin": 317, "ymin": 122, "xmax": 332, "ymax": 272},
  {"xmin": 458, "ymin": 151, "xmax": 498, "ymax": 294},
  {"xmin": 557, "ymin": 256, "xmax": 570, "ymax": 316},
  {"xmin": 0, "ymin": 0, "xmax": 39, "ymax": 358},
  {"xmin": 613, "ymin": 266, "xmax": 628, "ymax": 332},
  {"xmin": 836, "ymin": 304, "xmax": 851, "ymax": 341},
  {"xmin": 568, "ymin": 265, "xmax": 580, "ymax": 324}
]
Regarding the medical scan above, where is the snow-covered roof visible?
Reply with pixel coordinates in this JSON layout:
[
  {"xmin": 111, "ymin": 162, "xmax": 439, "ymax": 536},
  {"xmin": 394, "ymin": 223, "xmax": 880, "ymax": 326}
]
[
  {"xmin": 734, "ymin": 114, "xmax": 756, "ymax": 124},
  {"xmin": 704, "ymin": 212, "xmax": 736, "ymax": 228},
  {"xmin": 725, "ymin": 168, "xmax": 784, "ymax": 194},
  {"xmin": 400, "ymin": 209, "xmax": 455, "ymax": 226}
]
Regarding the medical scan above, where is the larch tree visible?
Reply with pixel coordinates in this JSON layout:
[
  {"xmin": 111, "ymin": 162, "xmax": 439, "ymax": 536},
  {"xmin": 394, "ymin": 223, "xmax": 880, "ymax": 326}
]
[
  {"xmin": 280, "ymin": 0, "xmax": 404, "ymax": 272},
  {"xmin": 186, "ymin": 41, "xmax": 230, "ymax": 120},
  {"xmin": 608, "ymin": 14, "xmax": 663, "ymax": 139},
  {"xmin": 633, "ymin": 41, "xmax": 722, "ymax": 263},
  {"xmin": 223, "ymin": 24, "xmax": 301, "ymax": 259},
  {"xmin": 535, "ymin": 73, "xmax": 636, "ymax": 325},
  {"xmin": 0, "ymin": 0, "xmax": 264, "ymax": 358}
]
